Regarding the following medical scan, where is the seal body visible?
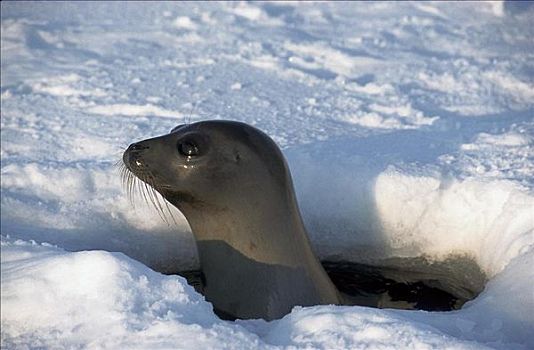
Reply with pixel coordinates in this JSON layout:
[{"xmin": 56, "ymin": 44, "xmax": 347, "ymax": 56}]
[{"xmin": 123, "ymin": 120, "xmax": 340, "ymax": 320}]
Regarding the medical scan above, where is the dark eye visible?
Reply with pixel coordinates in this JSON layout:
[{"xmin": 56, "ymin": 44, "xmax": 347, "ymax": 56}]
[{"xmin": 178, "ymin": 140, "xmax": 199, "ymax": 157}]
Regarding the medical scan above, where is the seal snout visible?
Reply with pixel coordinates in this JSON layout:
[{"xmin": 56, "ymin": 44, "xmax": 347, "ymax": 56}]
[{"xmin": 123, "ymin": 142, "xmax": 150, "ymax": 171}]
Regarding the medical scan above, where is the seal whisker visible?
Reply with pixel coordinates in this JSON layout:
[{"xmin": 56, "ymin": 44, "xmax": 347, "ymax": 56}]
[
  {"xmin": 130, "ymin": 174, "xmax": 136, "ymax": 207},
  {"xmin": 124, "ymin": 170, "xmax": 133, "ymax": 203},
  {"xmin": 137, "ymin": 172, "xmax": 151, "ymax": 203},
  {"xmin": 129, "ymin": 172, "xmax": 136, "ymax": 207},
  {"xmin": 121, "ymin": 164, "xmax": 141, "ymax": 208},
  {"xmin": 136, "ymin": 174, "xmax": 145, "ymax": 201},
  {"xmin": 119, "ymin": 164, "xmax": 130, "ymax": 201},
  {"xmin": 137, "ymin": 172, "xmax": 170, "ymax": 225},
  {"xmin": 149, "ymin": 177, "xmax": 172, "ymax": 226},
  {"xmin": 159, "ymin": 187, "xmax": 178, "ymax": 226},
  {"xmin": 121, "ymin": 161, "xmax": 178, "ymax": 226},
  {"xmin": 115, "ymin": 159, "xmax": 124, "ymax": 170},
  {"xmin": 133, "ymin": 173, "xmax": 144, "ymax": 205},
  {"xmin": 163, "ymin": 197, "xmax": 178, "ymax": 226},
  {"xmin": 144, "ymin": 180, "xmax": 159, "ymax": 214},
  {"xmin": 139, "ymin": 178, "xmax": 152, "ymax": 209},
  {"xmin": 118, "ymin": 163, "xmax": 126, "ymax": 184}
]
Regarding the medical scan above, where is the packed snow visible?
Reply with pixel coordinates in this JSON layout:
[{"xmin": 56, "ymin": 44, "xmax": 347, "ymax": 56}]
[{"xmin": 1, "ymin": 1, "xmax": 533, "ymax": 349}]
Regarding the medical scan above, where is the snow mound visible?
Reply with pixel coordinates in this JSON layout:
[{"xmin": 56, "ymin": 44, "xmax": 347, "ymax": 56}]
[
  {"xmin": 4, "ymin": 236, "xmax": 532, "ymax": 349},
  {"xmin": 1, "ymin": 237, "xmax": 263, "ymax": 350}
]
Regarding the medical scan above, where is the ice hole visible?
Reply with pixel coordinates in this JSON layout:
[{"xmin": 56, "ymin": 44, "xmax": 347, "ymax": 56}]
[
  {"xmin": 179, "ymin": 254, "xmax": 487, "ymax": 315},
  {"xmin": 323, "ymin": 255, "xmax": 487, "ymax": 311}
]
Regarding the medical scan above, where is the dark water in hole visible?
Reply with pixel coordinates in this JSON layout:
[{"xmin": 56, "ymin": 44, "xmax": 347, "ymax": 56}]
[{"xmin": 179, "ymin": 255, "xmax": 487, "ymax": 312}]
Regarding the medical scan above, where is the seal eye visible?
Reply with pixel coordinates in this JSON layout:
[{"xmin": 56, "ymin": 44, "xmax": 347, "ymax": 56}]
[
  {"xmin": 176, "ymin": 133, "xmax": 208, "ymax": 159},
  {"xmin": 178, "ymin": 140, "xmax": 199, "ymax": 157}
]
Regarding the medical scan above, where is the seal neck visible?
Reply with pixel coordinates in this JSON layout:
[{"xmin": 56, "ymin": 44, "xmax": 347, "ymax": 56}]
[
  {"xmin": 165, "ymin": 176, "xmax": 340, "ymax": 320},
  {"xmin": 180, "ymin": 186, "xmax": 312, "ymax": 267}
]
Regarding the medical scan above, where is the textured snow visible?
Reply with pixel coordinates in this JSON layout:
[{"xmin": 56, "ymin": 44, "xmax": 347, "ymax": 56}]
[{"xmin": 1, "ymin": 1, "xmax": 533, "ymax": 349}]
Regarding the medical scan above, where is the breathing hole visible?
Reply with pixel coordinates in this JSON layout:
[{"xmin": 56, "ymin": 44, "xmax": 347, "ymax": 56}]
[
  {"xmin": 179, "ymin": 254, "xmax": 486, "ymax": 312},
  {"xmin": 322, "ymin": 255, "xmax": 487, "ymax": 311}
]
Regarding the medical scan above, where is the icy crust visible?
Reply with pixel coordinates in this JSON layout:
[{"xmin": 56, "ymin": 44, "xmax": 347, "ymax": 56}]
[{"xmin": 5, "ymin": 236, "xmax": 531, "ymax": 350}]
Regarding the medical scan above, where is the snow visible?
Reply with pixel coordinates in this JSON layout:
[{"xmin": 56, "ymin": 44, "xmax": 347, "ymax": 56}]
[
  {"xmin": 1, "ymin": 238, "xmax": 262, "ymax": 350},
  {"xmin": 1, "ymin": 1, "xmax": 533, "ymax": 349},
  {"xmin": 86, "ymin": 103, "xmax": 184, "ymax": 119},
  {"xmin": 1, "ymin": 236, "xmax": 512, "ymax": 350}
]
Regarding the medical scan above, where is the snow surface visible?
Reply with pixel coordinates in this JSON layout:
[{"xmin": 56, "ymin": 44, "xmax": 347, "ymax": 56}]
[{"xmin": 1, "ymin": 1, "xmax": 533, "ymax": 349}]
